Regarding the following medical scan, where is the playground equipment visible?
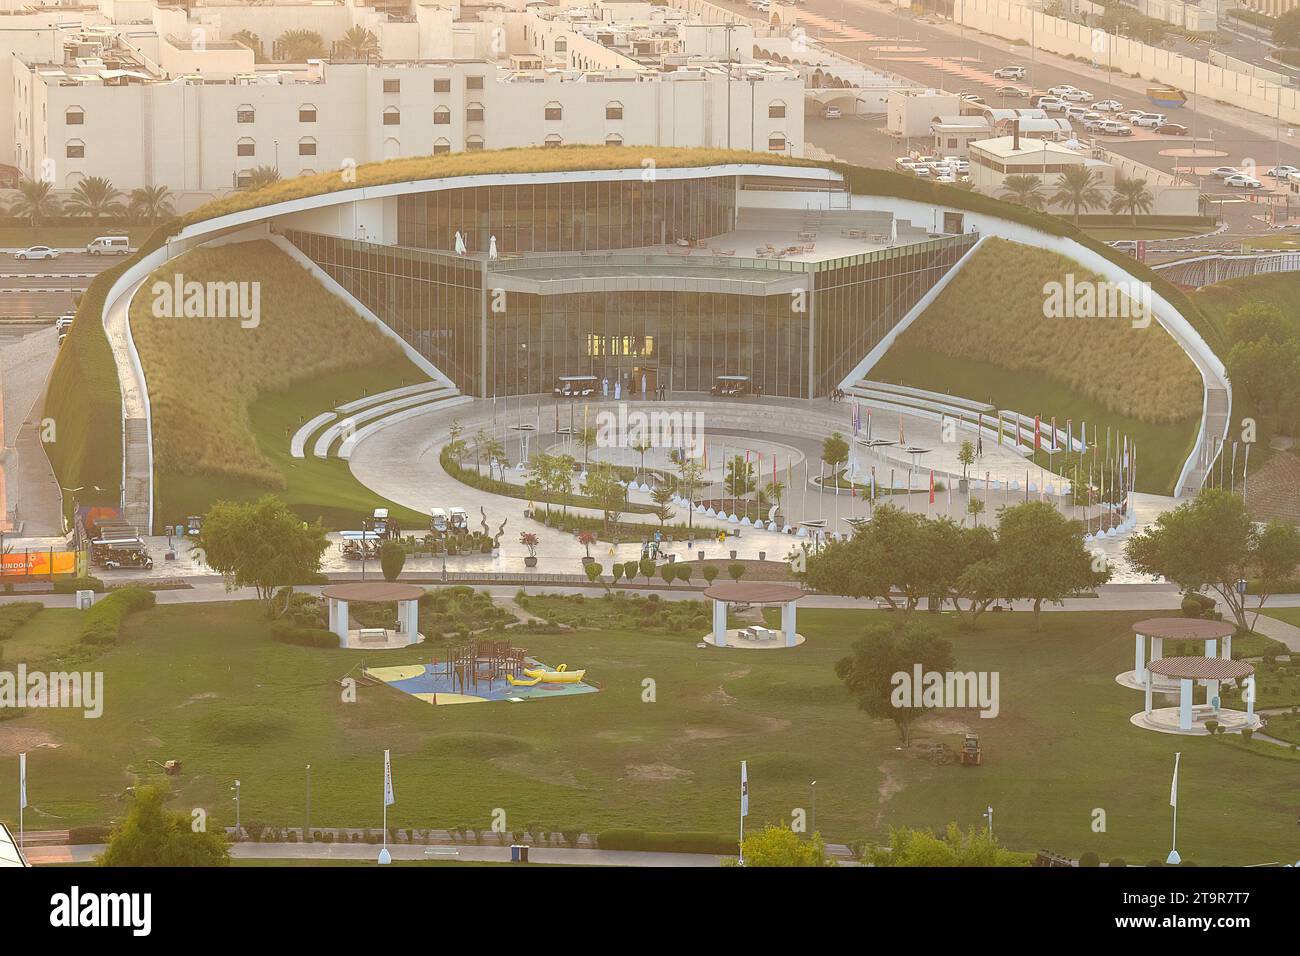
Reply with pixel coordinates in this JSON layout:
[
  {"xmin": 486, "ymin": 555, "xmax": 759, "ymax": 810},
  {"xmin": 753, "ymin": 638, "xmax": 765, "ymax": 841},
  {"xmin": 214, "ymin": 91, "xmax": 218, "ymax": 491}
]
[
  {"xmin": 522, "ymin": 664, "xmax": 587, "ymax": 684},
  {"xmin": 434, "ymin": 638, "xmax": 528, "ymax": 693},
  {"xmin": 959, "ymin": 733, "xmax": 983, "ymax": 766}
]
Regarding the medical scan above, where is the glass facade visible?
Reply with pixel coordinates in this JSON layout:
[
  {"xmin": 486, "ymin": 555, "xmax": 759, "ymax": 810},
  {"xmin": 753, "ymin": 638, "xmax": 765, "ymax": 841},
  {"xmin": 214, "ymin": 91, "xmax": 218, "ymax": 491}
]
[
  {"xmin": 396, "ymin": 178, "xmax": 736, "ymax": 255},
  {"xmin": 281, "ymin": 175, "xmax": 976, "ymax": 401}
]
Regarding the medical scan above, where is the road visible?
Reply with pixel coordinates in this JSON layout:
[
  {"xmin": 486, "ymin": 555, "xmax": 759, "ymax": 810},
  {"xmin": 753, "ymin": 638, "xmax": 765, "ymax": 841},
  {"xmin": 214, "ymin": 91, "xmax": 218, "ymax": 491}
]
[{"xmin": 0, "ymin": 252, "xmax": 116, "ymax": 318}]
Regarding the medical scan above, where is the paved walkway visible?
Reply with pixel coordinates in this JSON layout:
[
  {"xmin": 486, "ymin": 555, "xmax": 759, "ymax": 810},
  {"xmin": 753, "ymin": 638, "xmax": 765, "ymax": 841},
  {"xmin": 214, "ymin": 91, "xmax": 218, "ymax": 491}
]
[{"xmin": 0, "ymin": 326, "xmax": 62, "ymax": 534}]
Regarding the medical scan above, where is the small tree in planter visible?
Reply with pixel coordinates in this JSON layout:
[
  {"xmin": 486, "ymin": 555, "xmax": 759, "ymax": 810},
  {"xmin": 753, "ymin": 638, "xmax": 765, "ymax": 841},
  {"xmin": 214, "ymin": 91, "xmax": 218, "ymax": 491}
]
[
  {"xmin": 624, "ymin": 559, "xmax": 639, "ymax": 584},
  {"xmin": 519, "ymin": 532, "xmax": 540, "ymax": 568},
  {"xmin": 611, "ymin": 563, "xmax": 625, "ymax": 585},
  {"xmin": 702, "ymin": 564, "xmax": 719, "ymax": 585},
  {"xmin": 380, "ymin": 540, "xmax": 406, "ymax": 581},
  {"xmin": 578, "ymin": 531, "xmax": 597, "ymax": 563},
  {"xmin": 639, "ymin": 557, "xmax": 656, "ymax": 582},
  {"xmin": 659, "ymin": 563, "xmax": 675, "ymax": 587},
  {"xmin": 584, "ymin": 561, "xmax": 603, "ymax": 586},
  {"xmin": 675, "ymin": 564, "xmax": 693, "ymax": 587},
  {"xmin": 728, "ymin": 562, "xmax": 747, "ymax": 582}
]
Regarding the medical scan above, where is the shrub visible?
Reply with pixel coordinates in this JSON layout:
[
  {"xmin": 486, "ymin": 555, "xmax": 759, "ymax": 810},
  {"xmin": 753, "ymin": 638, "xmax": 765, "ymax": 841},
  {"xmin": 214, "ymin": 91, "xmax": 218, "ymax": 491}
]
[
  {"xmin": 1242, "ymin": 727, "xmax": 1254, "ymax": 742},
  {"xmin": 1109, "ymin": 857, "xmax": 1127, "ymax": 868},
  {"xmin": 659, "ymin": 563, "xmax": 675, "ymax": 586},
  {"xmin": 584, "ymin": 562, "xmax": 602, "ymax": 585},
  {"xmin": 727, "ymin": 562, "xmax": 746, "ymax": 582},
  {"xmin": 1205, "ymin": 719, "xmax": 1219, "ymax": 734},
  {"xmin": 379, "ymin": 540, "xmax": 406, "ymax": 581},
  {"xmin": 638, "ymin": 558, "xmax": 655, "ymax": 580},
  {"xmin": 80, "ymin": 586, "xmax": 156, "ymax": 645},
  {"xmin": 1078, "ymin": 851, "xmax": 1100, "ymax": 867},
  {"xmin": 596, "ymin": 829, "xmax": 735, "ymax": 854},
  {"xmin": 624, "ymin": 560, "xmax": 638, "ymax": 582},
  {"xmin": 68, "ymin": 824, "xmax": 111, "ymax": 844},
  {"xmin": 701, "ymin": 565, "xmax": 719, "ymax": 585},
  {"xmin": 0, "ymin": 602, "xmax": 43, "ymax": 641},
  {"xmin": 53, "ymin": 575, "xmax": 104, "ymax": 594},
  {"xmin": 674, "ymin": 564, "xmax": 692, "ymax": 586},
  {"xmin": 270, "ymin": 623, "xmax": 339, "ymax": 648}
]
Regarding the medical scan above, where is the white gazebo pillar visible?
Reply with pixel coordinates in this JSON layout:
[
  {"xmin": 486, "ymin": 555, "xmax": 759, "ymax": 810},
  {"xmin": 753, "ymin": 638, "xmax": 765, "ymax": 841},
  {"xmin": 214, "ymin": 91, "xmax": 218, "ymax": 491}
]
[
  {"xmin": 1246, "ymin": 683, "xmax": 1255, "ymax": 721},
  {"xmin": 1144, "ymin": 669, "xmax": 1153, "ymax": 716},
  {"xmin": 1204, "ymin": 638, "xmax": 1217, "ymax": 659},
  {"xmin": 781, "ymin": 600, "xmax": 798, "ymax": 647},
  {"xmin": 1178, "ymin": 678, "xmax": 1193, "ymax": 731},
  {"xmin": 328, "ymin": 597, "xmax": 337, "ymax": 632},
  {"xmin": 713, "ymin": 599, "xmax": 728, "ymax": 647},
  {"xmin": 333, "ymin": 599, "xmax": 349, "ymax": 647},
  {"xmin": 1221, "ymin": 633, "xmax": 1232, "ymax": 660},
  {"xmin": 1150, "ymin": 635, "xmax": 1163, "ymax": 663},
  {"xmin": 1134, "ymin": 632, "xmax": 1146, "ymax": 682},
  {"xmin": 401, "ymin": 599, "xmax": 419, "ymax": 644}
]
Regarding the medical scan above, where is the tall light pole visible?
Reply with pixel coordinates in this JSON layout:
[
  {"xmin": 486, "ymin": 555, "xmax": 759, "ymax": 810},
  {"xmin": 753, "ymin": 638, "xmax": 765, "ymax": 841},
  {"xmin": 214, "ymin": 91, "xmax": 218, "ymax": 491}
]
[
  {"xmin": 232, "ymin": 780, "xmax": 241, "ymax": 840},
  {"xmin": 810, "ymin": 780, "xmax": 817, "ymax": 836},
  {"xmin": 305, "ymin": 764, "xmax": 311, "ymax": 841},
  {"xmin": 983, "ymin": 804, "xmax": 994, "ymax": 838}
]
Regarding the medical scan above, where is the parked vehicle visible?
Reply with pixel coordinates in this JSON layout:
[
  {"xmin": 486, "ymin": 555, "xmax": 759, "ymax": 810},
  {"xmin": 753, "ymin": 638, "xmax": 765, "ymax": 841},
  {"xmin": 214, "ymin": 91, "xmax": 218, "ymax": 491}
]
[
  {"xmin": 1131, "ymin": 113, "xmax": 1167, "ymax": 128},
  {"xmin": 1267, "ymin": 165, "xmax": 1299, "ymax": 179},
  {"xmin": 995, "ymin": 85, "xmax": 1029, "ymax": 97},
  {"xmin": 1097, "ymin": 121, "xmax": 1133, "ymax": 136},
  {"xmin": 1116, "ymin": 109, "xmax": 1146, "ymax": 122},
  {"xmin": 55, "ymin": 313, "xmax": 75, "ymax": 333},
  {"xmin": 895, "ymin": 157, "xmax": 917, "ymax": 170},
  {"xmin": 823, "ymin": 107, "xmax": 842, "ymax": 119},
  {"xmin": 1093, "ymin": 99, "xmax": 1124, "ymax": 112},
  {"xmin": 1060, "ymin": 89, "xmax": 1093, "ymax": 102},
  {"xmin": 430, "ymin": 508, "xmax": 449, "ymax": 535},
  {"xmin": 86, "ymin": 236, "xmax": 130, "ymax": 255},
  {"xmin": 959, "ymin": 93, "xmax": 985, "ymax": 104},
  {"xmin": 993, "ymin": 66, "xmax": 1026, "ymax": 79},
  {"xmin": 1154, "ymin": 123, "xmax": 1188, "ymax": 135},
  {"xmin": 553, "ymin": 374, "xmax": 598, "ymax": 397},
  {"xmin": 14, "ymin": 245, "xmax": 59, "ymax": 260},
  {"xmin": 448, "ymin": 507, "xmax": 469, "ymax": 532},
  {"xmin": 1063, "ymin": 105, "xmax": 1090, "ymax": 119},
  {"xmin": 1224, "ymin": 174, "xmax": 1263, "ymax": 188},
  {"xmin": 1209, "ymin": 166, "xmax": 1241, "ymax": 179},
  {"xmin": 1048, "ymin": 85, "xmax": 1078, "ymax": 96}
]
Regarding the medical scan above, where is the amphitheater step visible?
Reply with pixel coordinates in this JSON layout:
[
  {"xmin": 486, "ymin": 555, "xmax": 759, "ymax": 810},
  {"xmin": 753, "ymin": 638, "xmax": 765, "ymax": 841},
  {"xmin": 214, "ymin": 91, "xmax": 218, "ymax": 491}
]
[{"xmin": 313, "ymin": 385, "xmax": 460, "ymax": 458}]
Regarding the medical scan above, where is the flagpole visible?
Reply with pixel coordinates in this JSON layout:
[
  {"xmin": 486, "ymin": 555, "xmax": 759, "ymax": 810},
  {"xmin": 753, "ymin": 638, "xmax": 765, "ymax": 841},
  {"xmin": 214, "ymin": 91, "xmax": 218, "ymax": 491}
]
[{"xmin": 1167, "ymin": 751, "xmax": 1182, "ymax": 865}]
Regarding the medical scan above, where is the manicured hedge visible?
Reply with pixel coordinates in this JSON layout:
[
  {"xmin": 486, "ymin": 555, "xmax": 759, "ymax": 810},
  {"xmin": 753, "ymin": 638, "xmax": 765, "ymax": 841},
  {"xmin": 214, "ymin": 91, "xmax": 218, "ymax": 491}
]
[
  {"xmin": 0, "ymin": 602, "xmax": 43, "ymax": 640},
  {"xmin": 270, "ymin": 623, "xmax": 340, "ymax": 648},
  {"xmin": 52, "ymin": 575, "xmax": 104, "ymax": 594},
  {"xmin": 79, "ymin": 586, "xmax": 156, "ymax": 645},
  {"xmin": 596, "ymin": 829, "xmax": 738, "ymax": 854}
]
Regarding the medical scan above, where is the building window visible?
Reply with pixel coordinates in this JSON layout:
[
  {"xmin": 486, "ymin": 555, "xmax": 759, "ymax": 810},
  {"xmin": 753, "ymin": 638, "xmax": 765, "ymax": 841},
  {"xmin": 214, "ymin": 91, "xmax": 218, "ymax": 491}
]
[
  {"xmin": 605, "ymin": 133, "xmax": 623, "ymax": 146},
  {"xmin": 236, "ymin": 138, "xmax": 255, "ymax": 157},
  {"xmin": 555, "ymin": 38, "xmax": 567, "ymax": 53},
  {"xmin": 544, "ymin": 101, "xmax": 562, "ymax": 121},
  {"xmin": 466, "ymin": 75, "xmax": 483, "ymax": 90},
  {"xmin": 433, "ymin": 106, "xmax": 451, "ymax": 125},
  {"xmin": 767, "ymin": 133, "xmax": 787, "ymax": 152},
  {"xmin": 236, "ymin": 170, "xmax": 253, "ymax": 187},
  {"xmin": 605, "ymin": 102, "xmax": 623, "ymax": 120},
  {"xmin": 768, "ymin": 100, "xmax": 786, "ymax": 119},
  {"xmin": 65, "ymin": 107, "xmax": 84, "ymax": 125},
  {"xmin": 299, "ymin": 137, "xmax": 316, "ymax": 156},
  {"xmin": 383, "ymin": 106, "xmax": 400, "ymax": 126},
  {"xmin": 383, "ymin": 78, "xmax": 400, "ymax": 93},
  {"xmin": 466, "ymin": 103, "xmax": 484, "ymax": 123},
  {"xmin": 236, "ymin": 105, "xmax": 255, "ymax": 123},
  {"xmin": 65, "ymin": 140, "xmax": 84, "ymax": 158},
  {"xmin": 544, "ymin": 133, "xmax": 562, "ymax": 147},
  {"xmin": 434, "ymin": 78, "xmax": 451, "ymax": 93},
  {"xmin": 299, "ymin": 105, "xmax": 317, "ymax": 123},
  {"xmin": 466, "ymin": 135, "xmax": 484, "ymax": 151},
  {"xmin": 432, "ymin": 137, "xmax": 451, "ymax": 155}
]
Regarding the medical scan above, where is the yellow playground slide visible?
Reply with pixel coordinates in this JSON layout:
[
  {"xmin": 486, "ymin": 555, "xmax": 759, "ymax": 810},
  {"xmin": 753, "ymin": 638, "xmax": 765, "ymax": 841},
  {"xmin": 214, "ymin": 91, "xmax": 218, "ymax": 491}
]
[{"xmin": 518, "ymin": 663, "xmax": 587, "ymax": 684}]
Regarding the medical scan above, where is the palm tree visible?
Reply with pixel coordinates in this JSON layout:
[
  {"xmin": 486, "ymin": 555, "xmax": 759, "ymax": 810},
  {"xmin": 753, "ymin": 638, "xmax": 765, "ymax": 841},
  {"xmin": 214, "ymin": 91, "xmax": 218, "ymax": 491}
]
[
  {"xmin": 276, "ymin": 29, "xmax": 326, "ymax": 62},
  {"xmin": 10, "ymin": 178, "xmax": 61, "ymax": 234},
  {"xmin": 1000, "ymin": 174, "xmax": 1046, "ymax": 210},
  {"xmin": 1108, "ymin": 176, "xmax": 1155, "ymax": 226},
  {"xmin": 242, "ymin": 165, "xmax": 281, "ymax": 190},
  {"xmin": 231, "ymin": 30, "xmax": 264, "ymax": 63},
  {"xmin": 1049, "ymin": 167, "xmax": 1107, "ymax": 224},
  {"xmin": 337, "ymin": 26, "xmax": 380, "ymax": 60},
  {"xmin": 128, "ymin": 185, "xmax": 175, "ymax": 222},
  {"xmin": 65, "ymin": 176, "xmax": 126, "ymax": 223}
]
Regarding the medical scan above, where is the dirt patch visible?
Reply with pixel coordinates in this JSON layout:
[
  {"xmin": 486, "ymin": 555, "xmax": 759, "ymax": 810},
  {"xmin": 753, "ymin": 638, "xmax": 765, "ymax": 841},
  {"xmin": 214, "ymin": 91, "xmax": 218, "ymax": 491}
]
[
  {"xmin": 678, "ymin": 715, "xmax": 790, "ymax": 742},
  {"xmin": 623, "ymin": 763, "xmax": 694, "ymax": 782},
  {"xmin": 704, "ymin": 685, "xmax": 737, "ymax": 706},
  {"xmin": 180, "ymin": 692, "xmax": 219, "ymax": 707},
  {"xmin": 875, "ymin": 761, "xmax": 907, "ymax": 827},
  {"xmin": 488, "ymin": 755, "xmax": 581, "ymax": 789},
  {"xmin": 0, "ymin": 723, "xmax": 61, "ymax": 756},
  {"xmin": 915, "ymin": 714, "xmax": 973, "ymax": 736},
  {"xmin": 595, "ymin": 730, "xmax": 645, "ymax": 743},
  {"xmin": 726, "ymin": 666, "xmax": 752, "ymax": 679}
]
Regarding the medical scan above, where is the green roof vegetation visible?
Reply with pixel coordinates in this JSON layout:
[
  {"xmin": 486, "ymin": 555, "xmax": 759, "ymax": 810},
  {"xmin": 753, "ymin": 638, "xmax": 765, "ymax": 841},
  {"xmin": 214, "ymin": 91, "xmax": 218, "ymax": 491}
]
[{"xmin": 42, "ymin": 146, "xmax": 1229, "ymax": 512}]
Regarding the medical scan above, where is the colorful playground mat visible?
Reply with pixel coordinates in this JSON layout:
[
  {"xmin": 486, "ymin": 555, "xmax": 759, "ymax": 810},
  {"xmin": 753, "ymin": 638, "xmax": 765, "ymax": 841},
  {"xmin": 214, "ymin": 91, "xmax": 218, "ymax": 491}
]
[{"xmin": 365, "ymin": 659, "xmax": 599, "ymax": 706}]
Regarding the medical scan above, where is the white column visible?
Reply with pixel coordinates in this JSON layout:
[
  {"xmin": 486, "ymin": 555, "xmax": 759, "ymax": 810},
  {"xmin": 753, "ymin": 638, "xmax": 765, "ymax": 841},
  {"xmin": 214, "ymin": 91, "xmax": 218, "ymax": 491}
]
[
  {"xmin": 1179, "ymin": 679, "xmax": 1193, "ymax": 731},
  {"xmin": 1246, "ymin": 680, "xmax": 1255, "ymax": 721},
  {"xmin": 713, "ymin": 599, "xmax": 728, "ymax": 647},
  {"xmin": 1144, "ymin": 669, "xmax": 1153, "ymax": 716},
  {"xmin": 1151, "ymin": 636, "xmax": 1163, "ymax": 663},
  {"xmin": 335, "ymin": 600, "xmax": 349, "ymax": 647},
  {"xmin": 782, "ymin": 600, "xmax": 797, "ymax": 647},
  {"xmin": 328, "ymin": 597, "xmax": 337, "ymax": 632},
  {"xmin": 1222, "ymin": 634, "xmax": 1232, "ymax": 660},
  {"xmin": 1205, "ymin": 638, "xmax": 1217, "ymax": 659},
  {"xmin": 1134, "ymin": 632, "xmax": 1145, "ymax": 682},
  {"xmin": 404, "ymin": 600, "xmax": 419, "ymax": 644}
]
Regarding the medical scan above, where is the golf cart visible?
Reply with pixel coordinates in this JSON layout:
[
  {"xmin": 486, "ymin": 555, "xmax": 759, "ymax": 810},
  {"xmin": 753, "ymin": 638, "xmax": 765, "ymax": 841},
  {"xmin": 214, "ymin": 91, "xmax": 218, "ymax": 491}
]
[
  {"xmin": 430, "ymin": 508, "xmax": 449, "ymax": 535},
  {"xmin": 369, "ymin": 507, "xmax": 401, "ymax": 540},
  {"xmin": 710, "ymin": 375, "xmax": 751, "ymax": 398},
  {"xmin": 448, "ymin": 507, "xmax": 469, "ymax": 533},
  {"xmin": 92, "ymin": 537, "xmax": 153, "ymax": 570},
  {"xmin": 553, "ymin": 375, "xmax": 599, "ymax": 398},
  {"xmin": 185, "ymin": 515, "xmax": 202, "ymax": 536},
  {"xmin": 339, "ymin": 530, "xmax": 382, "ymax": 561}
]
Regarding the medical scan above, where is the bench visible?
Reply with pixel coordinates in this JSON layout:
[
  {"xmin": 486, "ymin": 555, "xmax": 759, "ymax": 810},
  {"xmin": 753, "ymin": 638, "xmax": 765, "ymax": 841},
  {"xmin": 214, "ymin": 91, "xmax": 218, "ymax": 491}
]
[{"xmin": 358, "ymin": 627, "xmax": 389, "ymax": 644}]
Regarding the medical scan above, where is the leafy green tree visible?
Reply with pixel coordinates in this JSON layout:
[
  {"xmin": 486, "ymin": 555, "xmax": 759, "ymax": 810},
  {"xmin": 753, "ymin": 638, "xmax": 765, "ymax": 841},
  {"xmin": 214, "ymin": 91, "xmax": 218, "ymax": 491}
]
[
  {"xmin": 1126, "ymin": 488, "xmax": 1300, "ymax": 630},
  {"xmin": 1225, "ymin": 303, "xmax": 1300, "ymax": 425},
  {"xmin": 675, "ymin": 456, "xmax": 705, "ymax": 529},
  {"xmin": 674, "ymin": 563, "xmax": 692, "ymax": 586},
  {"xmin": 659, "ymin": 563, "xmax": 675, "ymax": 587},
  {"xmin": 231, "ymin": 29, "xmax": 265, "ymax": 62},
  {"xmin": 997, "ymin": 500, "xmax": 1106, "ymax": 624},
  {"xmin": 64, "ymin": 176, "xmax": 125, "ymax": 223},
  {"xmin": 966, "ymin": 496, "xmax": 986, "ymax": 528},
  {"xmin": 639, "ymin": 557, "xmax": 655, "ymax": 581},
  {"xmin": 1049, "ymin": 167, "xmax": 1107, "ymax": 223},
  {"xmin": 701, "ymin": 564, "xmax": 719, "ymax": 585},
  {"xmin": 727, "ymin": 562, "xmax": 746, "ymax": 581},
  {"xmin": 611, "ymin": 563, "xmax": 624, "ymax": 585},
  {"xmin": 10, "ymin": 178, "xmax": 61, "ymax": 233},
  {"xmin": 379, "ymin": 540, "xmax": 406, "ymax": 581},
  {"xmin": 821, "ymin": 432, "xmax": 850, "ymax": 484},
  {"xmin": 1000, "ymin": 174, "xmax": 1045, "ymax": 210},
  {"xmin": 242, "ymin": 165, "xmax": 282, "ymax": 189},
  {"xmin": 735, "ymin": 824, "xmax": 831, "ymax": 867},
  {"xmin": 957, "ymin": 440, "xmax": 975, "ymax": 480},
  {"xmin": 650, "ymin": 483, "xmax": 675, "ymax": 526},
  {"xmin": 583, "ymin": 561, "xmax": 603, "ymax": 585},
  {"xmin": 98, "ymin": 783, "xmax": 230, "ymax": 867},
  {"xmin": 581, "ymin": 468, "xmax": 627, "ymax": 533},
  {"xmin": 1109, "ymin": 176, "xmax": 1154, "ymax": 225},
  {"xmin": 835, "ymin": 621, "xmax": 955, "ymax": 746},
  {"xmin": 725, "ymin": 455, "xmax": 755, "ymax": 498},
  {"xmin": 195, "ymin": 495, "xmax": 329, "ymax": 617},
  {"xmin": 869, "ymin": 823, "xmax": 1025, "ymax": 867},
  {"xmin": 128, "ymin": 185, "xmax": 175, "ymax": 221},
  {"xmin": 277, "ymin": 29, "xmax": 326, "ymax": 61},
  {"xmin": 625, "ymin": 559, "xmax": 640, "ymax": 582}
]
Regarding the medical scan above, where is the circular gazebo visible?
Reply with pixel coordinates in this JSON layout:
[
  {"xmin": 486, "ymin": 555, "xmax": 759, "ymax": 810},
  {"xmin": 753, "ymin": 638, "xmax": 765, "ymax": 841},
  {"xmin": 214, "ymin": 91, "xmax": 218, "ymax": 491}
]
[
  {"xmin": 702, "ymin": 582, "xmax": 804, "ymax": 648},
  {"xmin": 321, "ymin": 582, "xmax": 425, "ymax": 649},
  {"xmin": 1133, "ymin": 656, "xmax": 1258, "ymax": 735},
  {"xmin": 1118, "ymin": 617, "xmax": 1236, "ymax": 691}
]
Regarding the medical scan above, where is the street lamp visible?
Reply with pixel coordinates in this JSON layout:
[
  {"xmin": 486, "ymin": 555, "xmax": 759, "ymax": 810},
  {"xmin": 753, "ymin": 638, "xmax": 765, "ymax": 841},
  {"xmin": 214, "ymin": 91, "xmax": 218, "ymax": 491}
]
[
  {"xmin": 305, "ymin": 764, "xmax": 311, "ymax": 841},
  {"xmin": 232, "ymin": 780, "xmax": 241, "ymax": 840},
  {"xmin": 810, "ymin": 780, "xmax": 817, "ymax": 836},
  {"xmin": 983, "ymin": 804, "xmax": 994, "ymax": 838}
]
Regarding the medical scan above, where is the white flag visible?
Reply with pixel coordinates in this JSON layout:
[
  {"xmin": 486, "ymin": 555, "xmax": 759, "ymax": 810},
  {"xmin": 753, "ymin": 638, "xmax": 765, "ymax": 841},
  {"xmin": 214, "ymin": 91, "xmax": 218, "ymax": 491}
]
[
  {"xmin": 1169, "ymin": 752, "xmax": 1180, "ymax": 809},
  {"xmin": 19, "ymin": 753, "xmax": 27, "ymax": 810},
  {"xmin": 740, "ymin": 761, "xmax": 749, "ymax": 819},
  {"xmin": 383, "ymin": 749, "xmax": 395, "ymax": 808}
]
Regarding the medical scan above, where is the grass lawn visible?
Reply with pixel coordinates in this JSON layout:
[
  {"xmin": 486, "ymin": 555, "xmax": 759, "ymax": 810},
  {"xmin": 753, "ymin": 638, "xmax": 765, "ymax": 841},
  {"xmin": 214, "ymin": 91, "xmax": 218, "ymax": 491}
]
[
  {"xmin": 870, "ymin": 349, "xmax": 1198, "ymax": 496},
  {"xmin": 1082, "ymin": 227, "xmax": 1204, "ymax": 241},
  {"xmin": 0, "ymin": 608, "xmax": 85, "ymax": 666},
  {"xmin": 1260, "ymin": 607, "xmax": 1300, "ymax": 629},
  {"xmin": 2, "ymin": 601, "xmax": 1298, "ymax": 864},
  {"xmin": 155, "ymin": 361, "xmax": 430, "ymax": 530}
]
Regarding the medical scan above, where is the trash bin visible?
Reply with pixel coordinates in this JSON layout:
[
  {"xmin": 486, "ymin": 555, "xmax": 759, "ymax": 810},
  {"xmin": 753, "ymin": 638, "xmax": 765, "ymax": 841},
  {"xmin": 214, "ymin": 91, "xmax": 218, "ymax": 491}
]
[{"xmin": 510, "ymin": 844, "xmax": 529, "ymax": 863}]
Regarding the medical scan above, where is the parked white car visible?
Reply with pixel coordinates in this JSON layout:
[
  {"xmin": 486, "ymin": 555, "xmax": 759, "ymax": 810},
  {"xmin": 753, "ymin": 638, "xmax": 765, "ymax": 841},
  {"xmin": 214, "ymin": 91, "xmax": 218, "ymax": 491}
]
[
  {"xmin": 1224, "ymin": 174, "xmax": 1263, "ymax": 188},
  {"xmin": 1131, "ymin": 113, "xmax": 1167, "ymax": 128},
  {"xmin": 1060, "ymin": 89, "xmax": 1094, "ymax": 102},
  {"xmin": 1048, "ymin": 85, "xmax": 1078, "ymax": 96},
  {"xmin": 1267, "ymin": 165, "xmax": 1299, "ymax": 179},
  {"xmin": 1093, "ymin": 99, "xmax": 1124, "ymax": 112},
  {"xmin": 1116, "ymin": 109, "xmax": 1146, "ymax": 122},
  {"xmin": 1209, "ymin": 166, "xmax": 1241, "ymax": 178},
  {"xmin": 1097, "ymin": 121, "xmax": 1133, "ymax": 136},
  {"xmin": 993, "ymin": 66, "xmax": 1026, "ymax": 79},
  {"xmin": 14, "ymin": 245, "xmax": 59, "ymax": 260},
  {"xmin": 1039, "ymin": 98, "xmax": 1068, "ymax": 112}
]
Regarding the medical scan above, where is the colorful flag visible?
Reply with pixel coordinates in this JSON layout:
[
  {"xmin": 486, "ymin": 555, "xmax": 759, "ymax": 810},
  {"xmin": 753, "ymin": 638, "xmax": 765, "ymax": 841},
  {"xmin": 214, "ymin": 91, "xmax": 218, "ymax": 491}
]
[
  {"xmin": 383, "ymin": 749, "xmax": 395, "ymax": 807},
  {"xmin": 740, "ymin": 761, "xmax": 749, "ymax": 818},
  {"xmin": 1034, "ymin": 416, "xmax": 1041, "ymax": 451},
  {"xmin": 929, "ymin": 470, "xmax": 935, "ymax": 505}
]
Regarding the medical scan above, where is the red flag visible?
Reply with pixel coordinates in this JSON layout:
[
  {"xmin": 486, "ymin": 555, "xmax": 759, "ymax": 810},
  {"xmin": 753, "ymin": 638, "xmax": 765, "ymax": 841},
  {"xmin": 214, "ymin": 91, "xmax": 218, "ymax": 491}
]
[
  {"xmin": 1034, "ymin": 416, "xmax": 1041, "ymax": 450},
  {"xmin": 929, "ymin": 469, "xmax": 935, "ymax": 504}
]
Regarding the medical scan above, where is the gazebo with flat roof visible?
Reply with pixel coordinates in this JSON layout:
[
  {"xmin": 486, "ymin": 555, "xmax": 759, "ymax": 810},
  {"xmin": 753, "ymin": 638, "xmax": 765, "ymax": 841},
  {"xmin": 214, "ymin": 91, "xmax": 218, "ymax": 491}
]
[
  {"xmin": 1119, "ymin": 617, "xmax": 1236, "ymax": 691},
  {"xmin": 321, "ymin": 582, "xmax": 425, "ymax": 649},
  {"xmin": 1132, "ymin": 656, "xmax": 1258, "ymax": 735},
  {"xmin": 702, "ymin": 581, "xmax": 804, "ymax": 648}
]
